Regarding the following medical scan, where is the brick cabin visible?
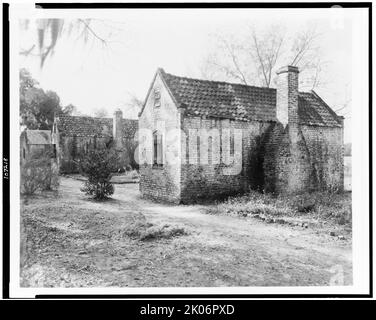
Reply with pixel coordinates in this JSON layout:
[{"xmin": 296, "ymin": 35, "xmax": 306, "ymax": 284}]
[
  {"xmin": 52, "ymin": 111, "xmax": 138, "ymax": 173},
  {"xmin": 138, "ymin": 66, "xmax": 344, "ymax": 203}
]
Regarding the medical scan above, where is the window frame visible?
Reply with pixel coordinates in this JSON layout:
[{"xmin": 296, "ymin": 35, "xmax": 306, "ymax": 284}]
[
  {"xmin": 153, "ymin": 87, "xmax": 161, "ymax": 108},
  {"xmin": 152, "ymin": 130, "xmax": 164, "ymax": 168}
]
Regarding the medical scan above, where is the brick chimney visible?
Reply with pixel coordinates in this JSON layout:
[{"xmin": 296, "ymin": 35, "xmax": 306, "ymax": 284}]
[
  {"xmin": 276, "ymin": 65, "xmax": 299, "ymax": 128},
  {"xmin": 113, "ymin": 109, "xmax": 123, "ymax": 149}
]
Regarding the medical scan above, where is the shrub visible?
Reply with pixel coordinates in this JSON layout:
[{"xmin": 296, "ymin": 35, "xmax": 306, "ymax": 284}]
[
  {"xmin": 21, "ymin": 155, "xmax": 59, "ymax": 195},
  {"xmin": 291, "ymin": 194, "xmax": 316, "ymax": 213},
  {"xmin": 21, "ymin": 160, "xmax": 46, "ymax": 195},
  {"xmin": 78, "ymin": 148, "xmax": 118, "ymax": 200},
  {"xmin": 122, "ymin": 221, "xmax": 189, "ymax": 241},
  {"xmin": 42, "ymin": 160, "xmax": 60, "ymax": 190},
  {"xmin": 207, "ymin": 189, "xmax": 352, "ymax": 227},
  {"xmin": 139, "ymin": 224, "xmax": 189, "ymax": 241}
]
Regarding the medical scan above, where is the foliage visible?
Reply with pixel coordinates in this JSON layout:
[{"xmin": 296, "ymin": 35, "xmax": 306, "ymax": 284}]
[
  {"xmin": 139, "ymin": 225, "xmax": 189, "ymax": 241},
  {"xmin": 19, "ymin": 19, "xmax": 117, "ymax": 68},
  {"xmin": 78, "ymin": 148, "xmax": 119, "ymax": 200},
  {"xmin": 120, "ymin": 93, "xmax": 144, "ymax": 119},
  {"xmin": 123, "ymin": 221, "xmax": 189, "ymax": 241},
  {"xmin": 21, "ymin": 154, "xmax": 59, "ymax": 195},
  {"xmin": 42, "ymin": 159, "xmax": 60, "ymax": 191},
  {"xmin": 207, "ymin": 190, "xmax": 352, "ymax": 226},
  {"xmin": 20, "ymin": 68, "xmax": 74, "ymax": 130},
  {"xmin": 207, "ymin": 191, "xmax": 291, "ymax": 218},
  {"xmin": 93, "ymin": 108, "xmax": 109, "ymax": 118}
]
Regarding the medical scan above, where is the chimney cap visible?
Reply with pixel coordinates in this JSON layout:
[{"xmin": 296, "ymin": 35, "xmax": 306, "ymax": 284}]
[
  {"xmin": 114, "ymin": 108, "xmax": 123, "ymax": 115},
  {"xmin": 276, "ymin": 65, "xmax": 299, "ymax": 75}
]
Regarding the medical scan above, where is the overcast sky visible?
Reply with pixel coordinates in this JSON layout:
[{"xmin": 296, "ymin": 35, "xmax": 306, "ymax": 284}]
[{"xmin": 17, "ymin": 8, "xmax": 354, "ymax": 142}]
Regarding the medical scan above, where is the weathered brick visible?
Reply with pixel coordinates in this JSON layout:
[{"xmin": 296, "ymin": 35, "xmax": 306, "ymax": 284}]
[{"xmin": 138, "ymin": 66, "xmax": 344, "ymax": 203}]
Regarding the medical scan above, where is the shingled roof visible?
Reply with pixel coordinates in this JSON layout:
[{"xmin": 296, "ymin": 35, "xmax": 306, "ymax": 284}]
[
  {"xmin": 24, "ymin": 130, "xmax": 51, "ymax": 144},
  {"xmin": 161, "ymin": 69, "xmax": 277, "ymax": 122},
  {"xmin": 56, "ymin": 115, "xmax": 138, "ymax": 138},
  {"xmin": 152, "ymin": 69, "xmax": 342, "ymax": 127},
  {"xmin": 298, "ymin": 91, "xmax": 342, "ymax": 127}
]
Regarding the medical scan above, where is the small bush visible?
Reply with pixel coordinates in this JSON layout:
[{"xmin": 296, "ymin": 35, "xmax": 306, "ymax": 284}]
[
  {"xmin": 139, "ymin": 224, "xmax": 189, "ymax": 241},
  {"xmin": 293, "ymin": 195, "xmax": 316, "ymax": 213},
  {"xmin": 78, "ymin": 148, "xmax": 118, "ymax": 200},
  {"xmin": 123, "ymin": 221, "xmax": 154, "ymax": 238},
  {"xmin": 21, "ymin": 156, "xmax": 59, "ymax": 195},
  {"xmin": 123, "ymin": 221, "xmax": 189, "ymax": 241},
  {"xmin": 42, "ymin": 161, "xmax": 60, "ymax": 190}
]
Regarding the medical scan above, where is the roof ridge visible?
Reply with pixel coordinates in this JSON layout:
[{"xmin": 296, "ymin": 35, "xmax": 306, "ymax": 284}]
[
  {"xmin": 162, "ymin": 70, "xmax": 277, "ymax": 92},
  {"xmin": 58, "ymin": 114, "xmax": 112, "ymax": 120},
  {"xmin": 58, "ymin": 114, "xmax": 137, "ymax": 121}
]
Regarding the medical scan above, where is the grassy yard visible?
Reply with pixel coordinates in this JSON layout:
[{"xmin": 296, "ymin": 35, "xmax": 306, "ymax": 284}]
[
  {"xmin": 20, "ymin": 177, "xmax": 352, "ymax": 287},
  {"xmin": 207, "ymin": 190, "xmax": 352, "ymax": 238}
]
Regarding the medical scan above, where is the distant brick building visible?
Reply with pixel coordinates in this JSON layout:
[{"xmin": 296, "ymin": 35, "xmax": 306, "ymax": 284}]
[
  {"xmin": 20, "ymin": 129, "xmax": 55, "ymax": 164},
  {"xmin": 52, "ymin": 111, "xmax": 138, "ymax": 173},
  {"xmin": 138, "ymin": 66, "xmax": 344, "ymax": 203}
]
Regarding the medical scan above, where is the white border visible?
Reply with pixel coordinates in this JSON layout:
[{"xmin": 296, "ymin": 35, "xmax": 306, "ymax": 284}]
[{"xmin": 7, "ymin": 5, "xmax": 371, "ymax": 298}]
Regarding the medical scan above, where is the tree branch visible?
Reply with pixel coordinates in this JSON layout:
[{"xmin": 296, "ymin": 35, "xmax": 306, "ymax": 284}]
[
  {"xmin": 221, "ymin": 37, "xmax": 248, "ymax": 85},
  {"xmin": 78, "ymin": 19, "xmax": 107, "ymax": 45}
]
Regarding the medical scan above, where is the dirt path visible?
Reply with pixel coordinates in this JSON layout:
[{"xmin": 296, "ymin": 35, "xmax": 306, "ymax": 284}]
[
  {"xmin": 137, "ymin": 192, "xmax": 352, "ymax": 286},
  {"xmin": 21, "ymin": 177, "xmax": 352, "ymax": 287}
]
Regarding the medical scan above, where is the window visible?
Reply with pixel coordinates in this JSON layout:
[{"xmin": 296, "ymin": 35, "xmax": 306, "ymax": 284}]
[
  {"xmin": 230, "ymin": 131, "xmax": 235, "ymax": 156},
  {"xmin": 153, "ymin": 131, "xmax": 163, "ymax": 166},
  {"xmin": 53, "ymin": 145, "xmax": 57, "ymax": 158},
  {"xmin": 154, "ymin": 88, "xmax": 161, "ymax": 108},
  {"xmin": 23, "ymin": 148, "xmax": 25, "ymax": 159},
  {"xmin": 197, "ymin": 135, "xmax": 201, "ymax": 165},
  {"xmin": 208, "ymin": 136, "xmax": 213, "ymax": 165},
  {"xmin": 186, "ymin": 134, "xmax": 189, "ymax": 164}
]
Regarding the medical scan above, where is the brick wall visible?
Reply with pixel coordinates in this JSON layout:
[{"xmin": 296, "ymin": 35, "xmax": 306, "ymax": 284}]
[
  {"xmin": 138, "ymin": 72, "xmax": 182, "ymax": 203},
  {"xmin": 267, "ymin": 65, "xmax": 344, "ymax": 194},
  {"xmin": 301, "ymin": 124, "xmax": 344, "ymax": 192},
  {"xmin": 263, "ymin": 122, "xmax": 344, "ymax": 194},
  {"xmin": 180, "ymin": 116, "xmax": 273, "ymax": 203}
]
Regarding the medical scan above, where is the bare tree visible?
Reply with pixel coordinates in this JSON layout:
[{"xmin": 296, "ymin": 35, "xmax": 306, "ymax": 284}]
[
  {"xmin": 249, "ymin": 25, "xmax": 285, "ymax": 87},
  {"xmin": 201, "ymin": 25, "xmax": 284, "ymax": 87},
  {"xmin": 216, "ymin": 36, "xmax": 250, "ymax": 85},
  {"xmin": 289, "ymin": 27, "xmax": 320, "ymax": 66},
  {"xmin": 334, "ymin": 83, "xmax": 352, "ymax": 118},
  {"xmin": 93, "ymin": 108, "xmax": 109, "ymax": 118},
  {"xmin": 201, "ymin": 24, "xmax": 325, "ymax": 90},
  {"xmin": 119, "ymin": 93, "xmax": 144, "ymax": 119},
  {"xmin": 288, "ymin": 27, "xmax": 327, "ymax": 90},
  {"xmin": 200, "ymin": 37, "xmax": 253, "ymax": 85}
]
